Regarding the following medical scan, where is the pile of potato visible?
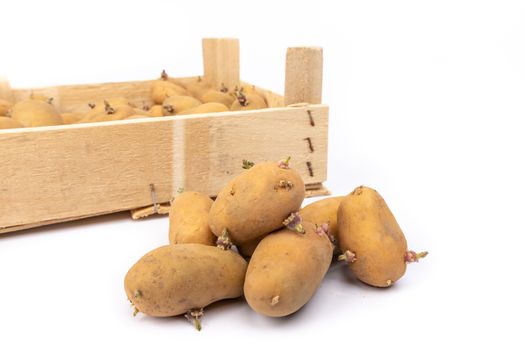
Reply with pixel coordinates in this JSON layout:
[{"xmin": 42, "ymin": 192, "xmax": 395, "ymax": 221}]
[
  {"xmin": 0, "ymin": 71, "xmax": 268, "ymax": 130},
  {"xmin": 124, "ymin": 158, "xmax": 427, "ymax": 330}
]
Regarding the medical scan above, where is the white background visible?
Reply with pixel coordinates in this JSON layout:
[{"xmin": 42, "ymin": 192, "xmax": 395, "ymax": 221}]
[{"xmin": 1, "ymin": 0, "xmax": 524, "ymax": 348}]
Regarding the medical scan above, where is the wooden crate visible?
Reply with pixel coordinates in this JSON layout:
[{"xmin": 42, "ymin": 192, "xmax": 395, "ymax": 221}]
[{"xmin": 0, "ymin": 38, "xmax": 329, "ymax": 234}]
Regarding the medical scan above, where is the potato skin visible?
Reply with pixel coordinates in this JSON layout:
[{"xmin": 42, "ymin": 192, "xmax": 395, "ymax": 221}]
[
  {"xmin": 150, "ymin": 80, "xmax": 188, "ymax": 104},
  {"xmin": 177, "ymin": 102, "xmax": 229, "ymax": 115},
  {"xmin": 147, "ymin": 105, "xmax": 164, "ymax": 117},
  {"xmin": 300, "ymin": 196, "xmax": 344, "ymax": 244},
  {"xmin": 209, "ymin": 161, "xmax": 305, "ymax": 244},
  {"xmin": 0, "ymin": 116, "xmax": 23, "ymax": 129},
  {"xmin": 231, "ymin": 93, "xmax": 267, "ymax": 111},
  {"xmin": 169, "ymin": 192, "xmax": 215, "ymax": 246},
  {"xmin": 60, "ymin": 112, "xmax": 83, "ymax": 124},
  {"xmin": 337, "ymin": 186, "xmax": 408, "ymax": 287},
  {"xmin": 237, "ymin": 235, "xmax": 265, "ymax": 258},
  {"xmin": 11, "ymin": 100, "xmax": 63, "ymax": 127},
  {"xmin": 0, "ymin": 99, "xmax": 12, "ymax": 116},
  {"xmin": 244, "ymin": 222, "xmax": 333, "ymax": 317},
  {"xmin": 124, "ymin": 244, "xmax": 247, "ymax": 317},
  {"xmin": 162, "ymin": 95, "xmax": 201, "ymax": 115},
  {"xmin": 199, "ymin": 90, "xmax": 235, "ymax": 106}
]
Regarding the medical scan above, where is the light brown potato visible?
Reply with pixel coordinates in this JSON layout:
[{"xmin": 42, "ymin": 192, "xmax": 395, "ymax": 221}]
[
  {"xmin": 85, "ymin": 98, "xmax": 133, "ymax": 120},
  {"xmin": 209, "ymin": 159, "xmax": 305, "ymax": 244},
  {"xmin": 337, "ymin": 186, "xmax": 426, "ymax": 288},
  {"xmin": 185, "ymin": 78, "xmax": 211, "ymax": 100},
  {"xmin": 231, "ymin": 92, "xmax": 267, "ymax": 111},
  {"xmin": 244, "ymin": 222, "xmax": 333, "ymax": 317},
  {"xmin": 124, "ymin": 244, "xmax": 247, "ymax": 317},
  {"xmin": 88, "ymin": 97, "xmax": 131, "ymax": 110},
  {"xmin": 300, "ymin": 196, "xmax": 344, "ymax": 245},
  {"xmin": 10, "ymin": 100, "xmax": 63, "ymax": 127},
  {"xmin": 60, "ymin": 112, "xmax": 83, "ymax": 124},
  {"xmin": 150, "ymin": 71, "xmax": 188, "ymax": 104},
  {"xmin": 239, "ymin": 85, "xmax": 267, "ymax": 103},
  {"xmin": 89, "ymin": 103, "xmax": 135, "ymax": 122},
  {"xmin": 0, "ymin": 116, "xmax": 23, "ymax": 129},
  {"xmin": 150, "ymin": 80, "xmax": 187, "ymax": 104},
  {"xmin": 237, "ymin": 235, "xmax": 265, "ymax": 258},
  {"xmin": 148, "ymin": 105, "xmax": 164, "ymax": 117},
  {"xmin": 30, "ymin": 93, "xmax": 53, "ymax": 104},
  {"xmin": 0, "ymin": 99, "xmax": 12, "ymax": 116},
  {"xmin": 169, "ymin": 192, "xmax": 215, "ymax": 246},
  {"xmin": 133, "ymin": 108, "xmax": 150, "ymax": 116},
  {"xmin": 177, "ymin": 102, "xmax": 228, "ymax": 115},
  {"xmin": 199, "ymin": 90, "xmax": 235, "ymax": 106},
  {"xmin": 162, "ymin": 95, "xmax": 201, "ymax": 115}
]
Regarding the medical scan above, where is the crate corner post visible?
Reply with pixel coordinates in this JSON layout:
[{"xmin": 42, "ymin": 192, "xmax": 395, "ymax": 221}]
[
  {"xmin": 202, "ymin": 38, "xmax": 240, "ymax": 92},
  {"xmin": 0, "ymin": 75, "xmax": 13, "ymax": 102},
  {"xmin": 284, "ymin": 46, "xmax": 323, "ymax": 106}
]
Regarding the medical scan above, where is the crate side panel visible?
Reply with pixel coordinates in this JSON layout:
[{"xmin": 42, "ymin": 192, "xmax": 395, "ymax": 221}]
[
  {"xmin": 182, "ymin": 105, "xmax": 328, "ymax": 194},
  {"xmin": 0, "ymin": 120, "xmax": 176, "ymax": 228}
]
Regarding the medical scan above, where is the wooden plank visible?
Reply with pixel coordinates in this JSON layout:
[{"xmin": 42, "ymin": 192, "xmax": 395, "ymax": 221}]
[
  {"xmin": 285, "ymin": 47, "xmax": 323, "ymax": 105},
  {"xmin": 0, "ymin": 76, "xmax": 13, "ymax": 102},
  {"xmin": 0, "ymin": 105, "xmax": 328, "ymax": 233},
  {"xmin": 202, "ymin": 38, "xmax": 240, "ymax": 92}
]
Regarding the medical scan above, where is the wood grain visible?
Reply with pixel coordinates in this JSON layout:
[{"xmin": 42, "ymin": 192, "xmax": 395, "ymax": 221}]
[
  {"xmin": 0, "ymin": 104, "xmax": 328, "ymax": 233},
  {"xmin": 285, "ymin": 47, "xmax": 323, "ymax": 105},
  {"xmin": 202, "ymin": 38, "xmax": 240, "ymax": 92},
  {"xmin": 0, "ymin": 76, "xmax": 13, "ymax": 102}
]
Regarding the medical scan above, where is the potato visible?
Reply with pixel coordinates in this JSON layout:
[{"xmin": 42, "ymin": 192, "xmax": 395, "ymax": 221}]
[
  {"xmin": 133, "ymin": 107, "xmax": 150, "ymax": 116},
  {"xmin": 208, "ymin": 158, "xmax": 305, "ymax": 244},
  {"xmin": 124, "ymin": 115, "xmax": 152, "ymax": 120},
  {"xmin": 199, "ymin": 90, "xmax": 235, "ymax": 106},
  {"xmin": 169, "ymin": 192, "xmax": 215, "ymax": 246},
  {"xmin": 124, "ymin": 244, "xmax": 247, "ymax": 320},
  {"xmin": 244, "ymin": 221, "xmax": 333, "ymax": 317},
  {"xmin": 60, "ymin": 112, "xmax": 83, "ymax": 124},
  {"xmin": 231, "ymin": 91, "xmax": 267, "ymax": 111},
  {"xmin": 337, "ymin": 186, "xmax": 427, "ymax": 288},
  {"xmin": 185, "ymin": 77, "xmax": 211, "ymax": 100},
  {"xmin": 237, "ymin": 235, "xmax": 264, "ymax": 258},
  {"xmin": 30, "ymin": 92, "xmax": 53, "ymax": 104},
  {"xmin": 88, "ymin": 102, "xmax": 135, "ymax": 122},
  {"xmin": 85, "ymin": 98, "xmax": 133, "ymax": 119},
  {"xmin": 0, "ymin": 98, "xmax": 12, "ymax": 116},
  {"xmin": 239, "ymin": 85, "xmax": 267, "ymax": 103},
  {"xmin": 300, "ymin": 196, "xmax": 344, "ymax": 245},
  {"xmin": 10, "ymin": 100, "xmax": 63, "ymax": 127},
  {"xmin": 88, "ymin": 97, "xmax": 131, "ymax": 111},
  {"xmin": 162, "ymin": 95, "xmax": 201, "ymax": 115},
  {"xmin": 151, "ymin": 81, "xmax": 187, "ymax": 104},
  {"xmin": 147, "ymin": 105, "xmax": 164, "ymax": 117},
  {"xmin": 0, "ymin": 116, "xmax": 23, "ymax": 129},
  {"xmin": 150, "ymin": 70, "xmax": 188, "ymax": 104},
  {"xmin": 177, "ymin": 102, "xmax": 229, "ymax": 115}
]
